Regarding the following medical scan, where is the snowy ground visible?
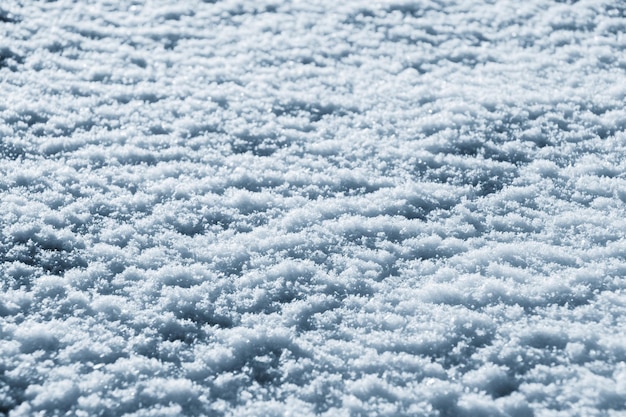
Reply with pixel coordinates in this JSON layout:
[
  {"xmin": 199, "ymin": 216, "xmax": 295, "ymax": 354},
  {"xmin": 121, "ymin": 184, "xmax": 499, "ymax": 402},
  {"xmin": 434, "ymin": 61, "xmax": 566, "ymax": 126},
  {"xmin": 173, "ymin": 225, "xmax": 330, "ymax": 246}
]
[{"xmin": 1, "ymin": 0, "xmax": 626, "ymax": 416}]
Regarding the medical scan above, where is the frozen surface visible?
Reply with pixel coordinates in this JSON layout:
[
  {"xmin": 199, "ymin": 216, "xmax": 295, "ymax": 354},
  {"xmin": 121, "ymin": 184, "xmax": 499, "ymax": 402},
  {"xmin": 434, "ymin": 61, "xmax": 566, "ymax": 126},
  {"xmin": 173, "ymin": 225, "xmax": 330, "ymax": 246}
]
[{"xmin": 1, "ymin": 0, "xmax": 626, "ymax": 416}]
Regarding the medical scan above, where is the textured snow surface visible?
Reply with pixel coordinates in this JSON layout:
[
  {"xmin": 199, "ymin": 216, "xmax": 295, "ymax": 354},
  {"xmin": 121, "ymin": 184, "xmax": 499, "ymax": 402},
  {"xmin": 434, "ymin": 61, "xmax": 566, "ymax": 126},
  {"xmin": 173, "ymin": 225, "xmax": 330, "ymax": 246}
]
[{"xmin": 2, "ymin": 0, "xmax": 626, "ymax": 416}]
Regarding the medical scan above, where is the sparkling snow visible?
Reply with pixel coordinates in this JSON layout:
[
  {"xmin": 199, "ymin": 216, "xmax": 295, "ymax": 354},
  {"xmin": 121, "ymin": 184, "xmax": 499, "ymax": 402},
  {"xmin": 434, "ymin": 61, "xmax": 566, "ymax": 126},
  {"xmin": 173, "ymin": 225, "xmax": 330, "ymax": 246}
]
[{"xmin": 1, "ymin": 0, "xmax": 626, "ymax": 416}]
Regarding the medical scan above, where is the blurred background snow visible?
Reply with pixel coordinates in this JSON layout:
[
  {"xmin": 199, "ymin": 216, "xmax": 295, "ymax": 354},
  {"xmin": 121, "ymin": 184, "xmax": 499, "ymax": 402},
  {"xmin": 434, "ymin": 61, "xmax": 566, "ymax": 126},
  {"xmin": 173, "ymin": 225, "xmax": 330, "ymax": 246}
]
[{"xmin": 1, "ymin": 0, "xmax": 626, "ymax": 416}]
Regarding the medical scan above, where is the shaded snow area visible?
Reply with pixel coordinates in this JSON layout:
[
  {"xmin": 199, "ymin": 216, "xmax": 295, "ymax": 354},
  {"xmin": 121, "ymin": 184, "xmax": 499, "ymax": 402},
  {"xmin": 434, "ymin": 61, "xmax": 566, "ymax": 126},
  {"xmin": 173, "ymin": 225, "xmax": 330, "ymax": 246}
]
[{"xmin": 2, "ymin": 0, "xmax": 626, "ymax": 416}]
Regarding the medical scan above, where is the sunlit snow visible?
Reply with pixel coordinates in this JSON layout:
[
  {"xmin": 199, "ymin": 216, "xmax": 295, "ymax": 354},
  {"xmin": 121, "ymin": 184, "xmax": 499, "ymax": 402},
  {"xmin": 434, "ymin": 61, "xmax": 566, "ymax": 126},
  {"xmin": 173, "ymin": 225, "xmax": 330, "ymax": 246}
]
[{"xmin": 1, "ymin": 0, "xmax": 626, "ymax": 416}]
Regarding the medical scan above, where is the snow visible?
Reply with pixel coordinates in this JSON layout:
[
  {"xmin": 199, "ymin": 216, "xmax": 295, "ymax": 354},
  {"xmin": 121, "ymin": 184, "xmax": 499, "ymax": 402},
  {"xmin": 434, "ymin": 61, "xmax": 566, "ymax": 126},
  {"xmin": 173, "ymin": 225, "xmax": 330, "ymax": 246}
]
[{"xmin": 1, "ymin": 0, "xmax": 626, "ymax": 416}]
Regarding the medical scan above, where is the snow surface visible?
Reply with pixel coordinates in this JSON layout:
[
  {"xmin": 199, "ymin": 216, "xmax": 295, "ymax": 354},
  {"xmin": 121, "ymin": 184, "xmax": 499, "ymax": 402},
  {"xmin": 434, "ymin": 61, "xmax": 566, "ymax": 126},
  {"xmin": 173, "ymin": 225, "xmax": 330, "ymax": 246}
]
[{"xmin": 1, "ymin": 0, "xmax": 626, "ymax": 416}]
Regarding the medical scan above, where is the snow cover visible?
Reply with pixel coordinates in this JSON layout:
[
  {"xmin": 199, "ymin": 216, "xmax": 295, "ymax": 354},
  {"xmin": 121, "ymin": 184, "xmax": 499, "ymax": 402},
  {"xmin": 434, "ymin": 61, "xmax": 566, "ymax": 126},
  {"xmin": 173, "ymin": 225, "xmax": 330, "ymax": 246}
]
[{"xmin": 1, "ymin": 0, "xmax": 626, "ymax": 416}]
